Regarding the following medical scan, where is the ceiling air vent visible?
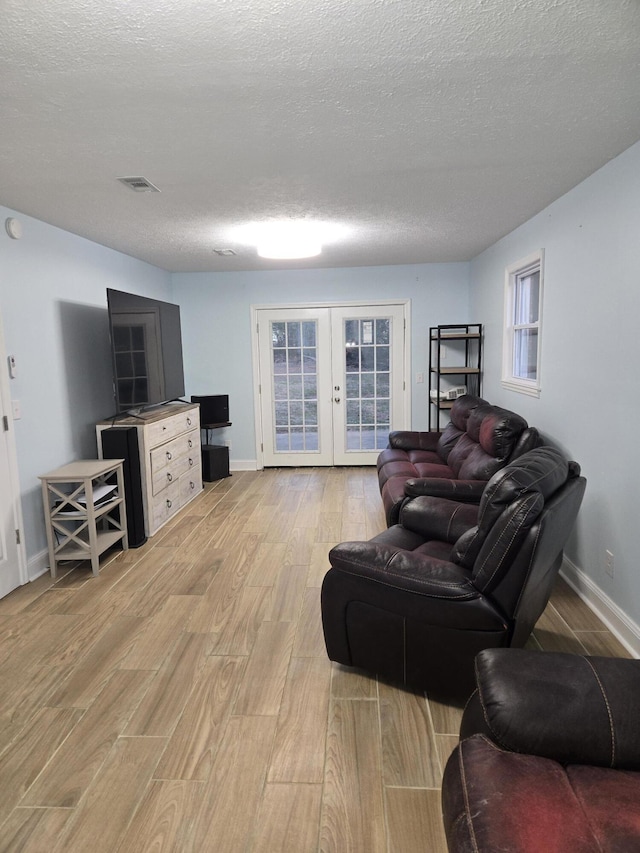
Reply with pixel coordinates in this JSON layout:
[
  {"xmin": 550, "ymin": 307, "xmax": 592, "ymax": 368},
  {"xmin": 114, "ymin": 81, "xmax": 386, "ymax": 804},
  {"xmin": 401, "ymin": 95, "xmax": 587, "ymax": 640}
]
[
  {"xmin": 213, "ymin": 248, "xmax": 236, "ymax": 256},
  {"xmin": 117, "ymin": 176, "xmax": 161, "ymax": 192}
]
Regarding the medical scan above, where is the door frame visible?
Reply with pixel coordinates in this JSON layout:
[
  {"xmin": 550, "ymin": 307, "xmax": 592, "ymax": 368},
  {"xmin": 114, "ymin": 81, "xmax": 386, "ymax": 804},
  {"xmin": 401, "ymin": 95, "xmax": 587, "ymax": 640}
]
[
  {"xmin": 250, "ymin": 299, "xmax": 411, "ymax": 469},
  {"xmin": 0, "ymin": 310, "xmax": 27, "ymax": 590}
]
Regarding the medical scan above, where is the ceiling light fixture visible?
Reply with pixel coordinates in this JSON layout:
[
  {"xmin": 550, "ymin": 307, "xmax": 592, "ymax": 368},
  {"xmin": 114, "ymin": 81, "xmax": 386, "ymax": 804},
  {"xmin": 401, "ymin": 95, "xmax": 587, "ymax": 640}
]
[{"xmin": 232, "ymin": 220, "xmax": 350, "ymax": 261}]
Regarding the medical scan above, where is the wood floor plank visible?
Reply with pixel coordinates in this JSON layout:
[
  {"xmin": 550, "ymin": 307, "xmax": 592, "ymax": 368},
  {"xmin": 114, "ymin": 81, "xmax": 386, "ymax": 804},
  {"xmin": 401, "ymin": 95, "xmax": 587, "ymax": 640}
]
[
  {"xmin": 52, "ymin": 736, "xmax": 166, "ymax": 853},
  {"xmin": 308, "ymin": 542, "xmax": 332, "ymax": 588},
  {"xmin": 321, "ymin": 698, "xmax": 386, "ymax": 853},
  {"xmin": 533, "ymin": 606, "xmax": 588, "ymax": 653},
  {"xmin": 0, "ymin": 666, "xmax": 66, "ymax": 756},
  {"xmin": 122, "ymin": 554, "xmax": 222, "ymax": 617},
  {"xmin": 250, "ymin": 783, "xmax": 322, "ymax": 853},
  {"xmin": 331, "ymin": 663, "xmax": 378, "ymax": 699},
  {"xmin": 120, "ymin": 595, "xmax": 194, "ymax": 670},
  {"xmin": 268, "ymin": 656, "xmax": 331, "ymax": 783},
  {"xmin": 379, "ymin": 680, "xmax": 442, "ymax": 787},
  {"xmin": 22, "ymin": 669, "xmax": 153, "ymax": 808},
  {"xmin": 386, "ymin": 786, "xmax": 449, "ymax": 853},
  {"xmin": 0, "ymin": 706, "xmax": 83, "ymax": 826},
  {"xmin": 115, "ymin": 779, "xmax": 205, "ymax": 853},
  {"xmin": 427, "ymin": 695, "xmax": 464, "ymax": 736},
  {"xmin": 232, "ymin": 621, "xmax": 296, "ymax": 716},
  {"xmin": 191, "ymin": 715, "xmax": 277, "ymax": 853},
  {"xmin": 574, "ymin": 630, "xmax": 633, "ymax": 657},
  {"xmin": 210, "ymin": 585, "xmax": 271, "ymax": 655},
  {"xmin": 284, "ymin": 526, "xmax": 316, "ymax": 565},
  {"xmin": 292, "ymin": 587, "xmax": 327, "ymax": 658},
  {"xmin": 0, "ymin": 573, "xmax": 57, "ymax": 615},
  {"xmin": 153, "ymin": 655, "xmax": 246, "ymax": 781},
  {"xmin": 264, "ymin": 562, "xmax": 307, "ymax": 622},
  {"xmin": 0, "ymin": 807, "xmax": 74, "ymax": 853},
  {"xmin": 46, "ymin": 616, "xmax": 146, "ymax": 708},
  {"xmin": 245, "ymin": 541, "xmax": 287, "ymax": 587},
  {"xmin": 124, "ymin": 633, "xmax": 210, "ymax": 737}
]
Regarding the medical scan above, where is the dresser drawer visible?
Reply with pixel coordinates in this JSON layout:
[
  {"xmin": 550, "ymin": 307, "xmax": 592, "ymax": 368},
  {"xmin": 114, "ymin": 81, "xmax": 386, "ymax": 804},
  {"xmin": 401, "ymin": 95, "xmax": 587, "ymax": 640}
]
[
  {"xmin": 150, "ymin": 430, "xmax": 198, "ymax": 475},
  {"xmin": 147, "ymin": 409, "xmax": 199, "ymax": 447},
  {"xmin": 180, "ymin": 462, "xmax": 202, "ymax": 503},
  {"xmin": 150, "ymin": 481, "xmax": 182, "ymax": 530}
]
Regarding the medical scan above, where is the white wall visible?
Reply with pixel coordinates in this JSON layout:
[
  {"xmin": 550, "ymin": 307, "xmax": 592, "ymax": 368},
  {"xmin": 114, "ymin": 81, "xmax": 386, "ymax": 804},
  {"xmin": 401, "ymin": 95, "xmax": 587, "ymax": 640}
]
[
  {"xmin": 173, "ymin": 263, "xmax": 471, "ymax": 464},
  {"xmin": 0, "ymin": 205, "xmax": 171, "ymax": 570},
  {"xmin": 469, "ymin": 140, "xmax": 640, "ymax": 634}
]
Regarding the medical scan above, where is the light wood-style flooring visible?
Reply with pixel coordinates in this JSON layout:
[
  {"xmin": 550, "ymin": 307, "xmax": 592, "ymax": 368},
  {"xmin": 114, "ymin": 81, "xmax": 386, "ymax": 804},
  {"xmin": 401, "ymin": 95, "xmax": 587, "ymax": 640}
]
[{"xmin": 0, "ymin": 467, "xmax": 630, "ymax": 852}]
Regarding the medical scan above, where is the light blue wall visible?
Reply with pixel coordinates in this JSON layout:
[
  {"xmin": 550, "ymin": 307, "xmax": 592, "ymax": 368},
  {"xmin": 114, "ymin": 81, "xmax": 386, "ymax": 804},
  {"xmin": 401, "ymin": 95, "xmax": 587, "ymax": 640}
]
[
  {"xmin": 172, "ymin": 263, "xmax": 471, "ymax": 461},
  {"xmin": 0, "ymin": 205, "xmax": 171, "ymax": 566},
  {"xmin": 469, "ymin": 140, "xmax": 640, "ymax": 626}
]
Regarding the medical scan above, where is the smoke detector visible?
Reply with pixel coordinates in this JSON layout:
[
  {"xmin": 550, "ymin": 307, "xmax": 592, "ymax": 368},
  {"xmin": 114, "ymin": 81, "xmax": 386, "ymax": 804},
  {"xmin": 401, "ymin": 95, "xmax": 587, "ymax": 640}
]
[{"xmin": 117, "ymin": 176, "xmax": 161, "ymax": 192}]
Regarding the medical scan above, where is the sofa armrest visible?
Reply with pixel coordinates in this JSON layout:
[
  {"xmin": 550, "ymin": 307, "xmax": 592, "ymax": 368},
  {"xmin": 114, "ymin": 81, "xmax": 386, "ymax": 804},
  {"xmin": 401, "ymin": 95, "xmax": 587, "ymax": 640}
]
[
  {"xmin": 404, "ymin": 477, "xmax": 486, "ymax": 503},
  {"xmin": 388, "ymin": 430, "xmax": 441, "ymax": 452},
  {"xmin": 399, "ymin": 495, "xmax": 479, "ymax": 543},
  {"xmin": 461, "ymin": 648, "xmax": 640, "ymax": 770},
  {"xmin": 328, "ymin": 541, "xmax": 476, "ymax": 599}
]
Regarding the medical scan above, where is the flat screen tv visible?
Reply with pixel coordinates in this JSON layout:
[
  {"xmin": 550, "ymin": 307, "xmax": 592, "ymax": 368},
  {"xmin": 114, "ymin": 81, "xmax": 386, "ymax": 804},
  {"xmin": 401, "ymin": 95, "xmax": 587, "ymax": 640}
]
[{"xmin": 107, "ymin": 288, "xmax": 185, "ymax": 414}]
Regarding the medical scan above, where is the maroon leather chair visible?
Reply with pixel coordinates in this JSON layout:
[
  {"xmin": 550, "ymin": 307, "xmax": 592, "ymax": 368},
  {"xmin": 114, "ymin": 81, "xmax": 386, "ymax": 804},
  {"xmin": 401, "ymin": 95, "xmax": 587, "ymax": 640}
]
[
  {"xmin": 442, "ymin": 648, "xmax": 640, "ymax": 852},
  {"xmin": 322, "ymin": 447, "xmax": 586, "ymax": 702},
  {"xmin": 377, "ymin": 395, "xmax": 541, "ymax": 526}
]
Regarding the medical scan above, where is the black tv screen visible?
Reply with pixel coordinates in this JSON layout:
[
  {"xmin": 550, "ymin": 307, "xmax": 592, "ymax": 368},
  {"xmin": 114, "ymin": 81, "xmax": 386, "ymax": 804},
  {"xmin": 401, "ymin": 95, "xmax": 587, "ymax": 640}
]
[{"xmin": 107, "ymin": 288, "xmax": 185, "ymax": 414}]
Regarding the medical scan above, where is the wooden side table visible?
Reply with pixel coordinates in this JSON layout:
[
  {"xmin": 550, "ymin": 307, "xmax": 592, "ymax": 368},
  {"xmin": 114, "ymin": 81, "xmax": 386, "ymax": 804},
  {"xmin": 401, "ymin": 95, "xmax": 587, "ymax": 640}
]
[{"xmin": 39, "ymin": 459, "xmax": 129, "ymax": 578}]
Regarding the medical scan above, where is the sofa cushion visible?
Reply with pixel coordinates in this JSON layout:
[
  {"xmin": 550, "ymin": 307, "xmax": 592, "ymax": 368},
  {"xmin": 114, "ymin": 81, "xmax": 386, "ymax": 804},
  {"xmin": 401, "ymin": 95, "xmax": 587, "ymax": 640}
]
[
  {"xmin": 452, "ymin": 447, "xmax": 569, "ymax": 572},
  {"xmin": 443, "ymin": 734, "xmax": 640, "ymax": 853}
]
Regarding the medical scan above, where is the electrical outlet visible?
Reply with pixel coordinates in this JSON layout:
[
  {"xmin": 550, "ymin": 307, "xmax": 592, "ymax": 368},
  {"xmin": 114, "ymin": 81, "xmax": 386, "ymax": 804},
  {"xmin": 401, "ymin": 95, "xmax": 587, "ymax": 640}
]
[
  {"xmin": 416, "ymin": 372, "xmax": 424, "ymax": 384},
  {"xmin": 224, "ymin": 440, "xmax": 232, "ymax": 450},
  {"xmin": 605, "ymin": 549, "xmax": 614, "ymax": 578}
]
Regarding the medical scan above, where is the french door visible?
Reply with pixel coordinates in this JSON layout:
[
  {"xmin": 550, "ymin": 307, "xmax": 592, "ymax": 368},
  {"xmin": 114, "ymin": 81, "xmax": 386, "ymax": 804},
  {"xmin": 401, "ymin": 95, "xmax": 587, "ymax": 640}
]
[{"xmin": 255, "ymin": 302, "xmax": 408, "ymax": 467}]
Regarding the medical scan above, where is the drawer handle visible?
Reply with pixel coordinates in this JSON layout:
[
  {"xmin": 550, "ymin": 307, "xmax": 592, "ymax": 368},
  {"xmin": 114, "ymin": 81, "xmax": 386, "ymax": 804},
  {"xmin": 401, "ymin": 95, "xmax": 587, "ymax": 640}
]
[
  {"xmin": 190, "ymin": 480, "xmax": 196, "ymax": 490},
  {"xmin": 162, "ymin": 425, "xmax": 167, "ymax": 431},
  {"xmin": 188, "ymin": 439, "xmax": 193, "ymax": 448},
  {"xmin": 167, "ymin": 473, "xmax": 173, "ymax": 483},
  {"xmin": 188, "ymin": 457, "xmax": 194, "ymax": 467},
  {"xmin": 166, "ymin": 499, "xmax": 172, "ymax": 508},
  {"xmin": 166, "ymin": 451, "xmax": 172, "ymax": 461},
  {"xmin": 187, "ymin": 417, "xmax": 192, "ymax": 426}
]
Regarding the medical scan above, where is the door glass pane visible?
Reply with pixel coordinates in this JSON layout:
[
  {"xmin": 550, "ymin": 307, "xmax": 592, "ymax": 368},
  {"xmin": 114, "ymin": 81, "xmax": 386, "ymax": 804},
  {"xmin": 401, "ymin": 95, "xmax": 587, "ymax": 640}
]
[
  {"xmin": 271, "ymin": 320, "xmax": 320, "ymax": 453},
  {"xmin": 343, "ymin": 317, "xmax": 392, "ymax": 451}
]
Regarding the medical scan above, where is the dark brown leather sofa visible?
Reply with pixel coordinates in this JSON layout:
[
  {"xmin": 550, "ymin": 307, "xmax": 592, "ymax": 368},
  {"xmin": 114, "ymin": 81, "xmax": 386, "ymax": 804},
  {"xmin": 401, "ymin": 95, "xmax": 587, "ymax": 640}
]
[
  {"xmin": 377, "ymin": 394, "xmax": 541, "ymax": 526},
  {"xmin": 322, "ymin": 447, "xmax": 586, "ymax": 702},
  {"xmin": 442, "ymin": 648, "xmax": 640, "ymax": 852}
]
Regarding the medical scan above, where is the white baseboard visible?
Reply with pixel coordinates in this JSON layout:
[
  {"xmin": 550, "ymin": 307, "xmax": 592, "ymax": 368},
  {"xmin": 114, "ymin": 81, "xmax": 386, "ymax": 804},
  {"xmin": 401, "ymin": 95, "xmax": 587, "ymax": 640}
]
[
  {"xmin": 28, "ymin": 549, "xmax": 50, "ymax": 582},
  {"xmin": 560, "ymin": 557, "xmax": 640, "ymax": 658},
  {"xmin": 229, "ymin": 459, "xmax": 258, "ymax": 472}
]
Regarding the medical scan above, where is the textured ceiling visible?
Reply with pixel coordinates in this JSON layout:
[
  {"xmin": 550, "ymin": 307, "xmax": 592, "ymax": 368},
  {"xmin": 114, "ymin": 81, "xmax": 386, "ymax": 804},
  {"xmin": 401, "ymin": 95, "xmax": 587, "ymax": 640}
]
[{"xmin": 1, "ymin": 0, "xmax": 640, "ymax": 272}]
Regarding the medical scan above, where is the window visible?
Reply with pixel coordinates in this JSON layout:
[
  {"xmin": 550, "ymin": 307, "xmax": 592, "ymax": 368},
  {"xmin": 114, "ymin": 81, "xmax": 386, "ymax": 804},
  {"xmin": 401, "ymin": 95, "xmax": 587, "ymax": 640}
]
[{"xmin": 502, "ymin": 250, "xmax": 544, "ymax": 396}]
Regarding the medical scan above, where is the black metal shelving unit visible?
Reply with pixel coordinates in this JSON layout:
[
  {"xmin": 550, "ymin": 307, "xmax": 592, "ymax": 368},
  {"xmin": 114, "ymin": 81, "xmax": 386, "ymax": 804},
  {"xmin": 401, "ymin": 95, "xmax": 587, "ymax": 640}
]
[{"xmin": 428, "ymin": 324, "xmax": 482, "ymax": 431}]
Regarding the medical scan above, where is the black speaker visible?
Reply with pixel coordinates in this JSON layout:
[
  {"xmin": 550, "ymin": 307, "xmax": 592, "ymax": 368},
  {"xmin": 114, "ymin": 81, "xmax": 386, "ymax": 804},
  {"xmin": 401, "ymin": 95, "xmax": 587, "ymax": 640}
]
[
  {"xmin": 191, "ymin": 394, "xmax": 229, "ymax": 426},
  {"xmin": 100, "ymin": 426, "xmax": 147, "ymax": 548},
  {"xmin": 202, "ymin": 444, "xmax": 230, "ymax": 482}
]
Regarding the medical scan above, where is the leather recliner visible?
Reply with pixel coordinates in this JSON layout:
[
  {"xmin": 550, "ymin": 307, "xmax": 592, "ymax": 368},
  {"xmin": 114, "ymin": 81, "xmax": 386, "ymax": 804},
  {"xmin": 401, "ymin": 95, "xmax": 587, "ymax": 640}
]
[
  {"xmin": 377, "ymin": 394, "xmax": 541, "ymax": 526},
  {"xmin": 321, "ymin": 446, "xmax": 586, "ymax": 702},
  {"xmin": 442, "ymin": 648, "xmax": 640, "ymax": 852}
]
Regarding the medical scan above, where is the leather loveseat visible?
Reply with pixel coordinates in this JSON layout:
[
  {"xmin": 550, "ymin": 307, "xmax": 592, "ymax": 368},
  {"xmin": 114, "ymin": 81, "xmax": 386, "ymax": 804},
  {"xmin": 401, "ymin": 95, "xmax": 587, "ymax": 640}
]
[
  {"xmin": 377, "ymin": 394, "xmax": 541, "ymax": 526},
  {"xmin": 442, "ymin": 648, "xmax": 640, "ymax": 852}
]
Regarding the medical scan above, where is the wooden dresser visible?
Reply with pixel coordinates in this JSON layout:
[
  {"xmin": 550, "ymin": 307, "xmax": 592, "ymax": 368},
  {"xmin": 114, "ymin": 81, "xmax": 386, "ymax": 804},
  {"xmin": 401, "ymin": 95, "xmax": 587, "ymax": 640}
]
[{"xmin": 97, "ymin": 402, "xmax": 202, "ymax": 538}]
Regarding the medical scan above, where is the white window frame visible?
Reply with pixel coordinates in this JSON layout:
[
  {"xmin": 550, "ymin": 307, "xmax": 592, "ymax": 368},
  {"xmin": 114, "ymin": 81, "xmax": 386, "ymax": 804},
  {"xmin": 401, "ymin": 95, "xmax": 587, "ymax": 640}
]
[{"xmin": 502, "ymin": 249, "xmax": 544, "ymax": 397}]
